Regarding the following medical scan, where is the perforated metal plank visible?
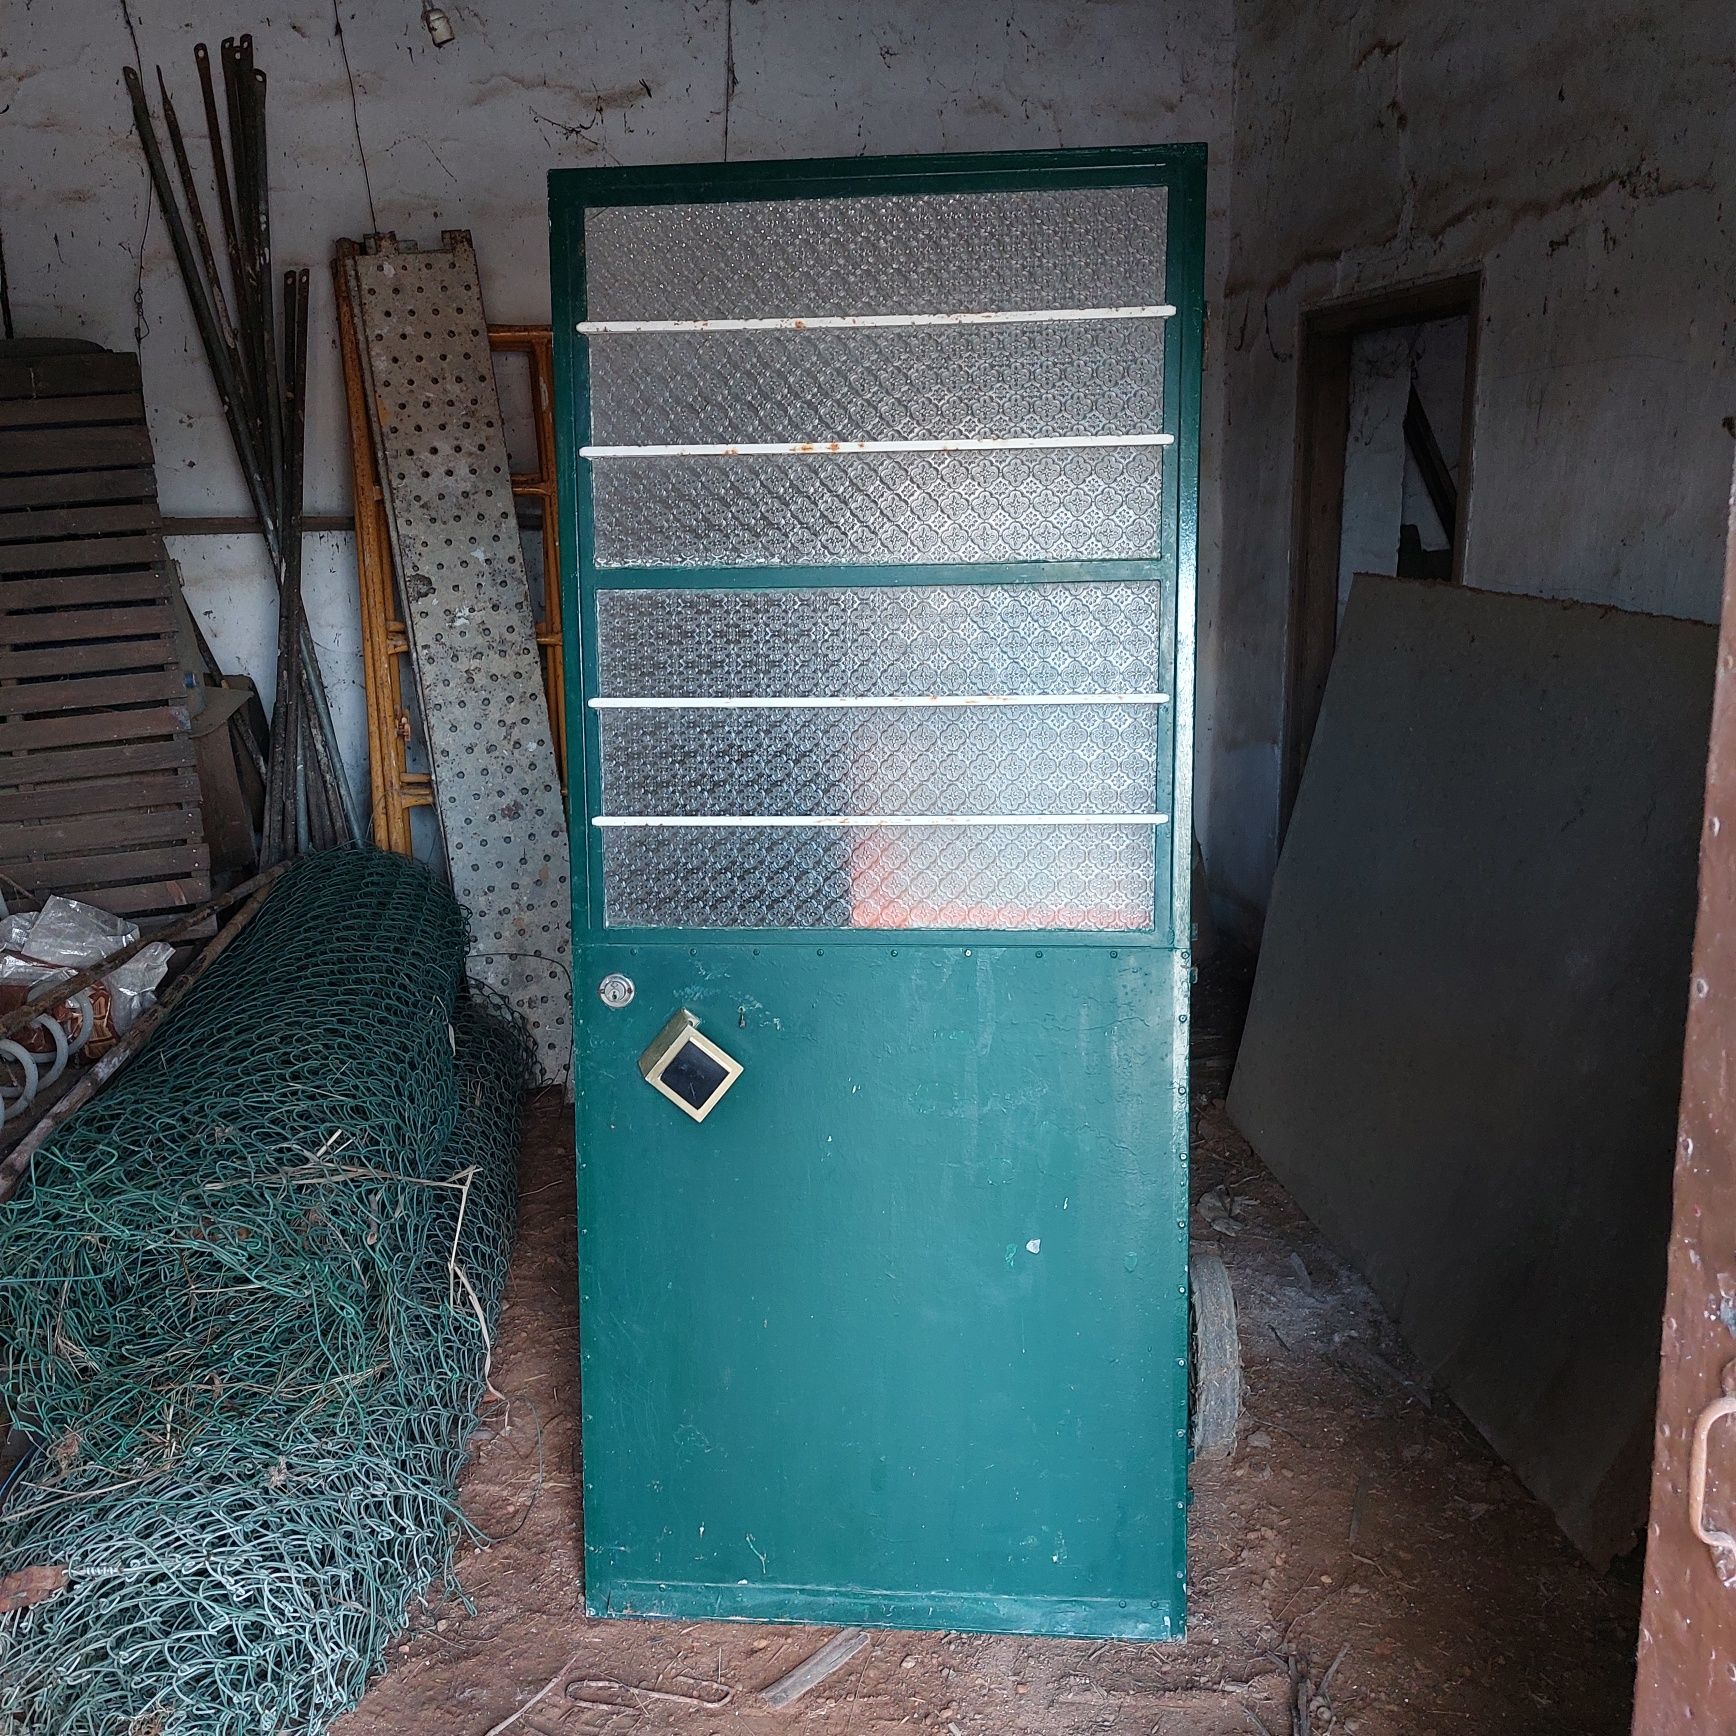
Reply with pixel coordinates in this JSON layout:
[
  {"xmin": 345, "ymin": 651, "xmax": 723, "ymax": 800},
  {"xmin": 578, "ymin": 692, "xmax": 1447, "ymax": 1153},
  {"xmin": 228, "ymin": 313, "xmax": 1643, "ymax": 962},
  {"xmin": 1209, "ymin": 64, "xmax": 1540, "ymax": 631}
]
[{"xmin": 343, "ymin": 234, "xmax": 571, "ymax": 1083}]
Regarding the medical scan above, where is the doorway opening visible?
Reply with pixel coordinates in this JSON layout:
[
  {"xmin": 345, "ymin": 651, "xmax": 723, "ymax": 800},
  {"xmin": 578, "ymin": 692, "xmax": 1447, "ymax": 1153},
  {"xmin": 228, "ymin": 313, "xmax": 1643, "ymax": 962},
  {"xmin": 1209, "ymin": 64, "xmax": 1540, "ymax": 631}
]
[{"xmin": 1283, "ymin": 275, "xmax": 1480, "ymax": 825}]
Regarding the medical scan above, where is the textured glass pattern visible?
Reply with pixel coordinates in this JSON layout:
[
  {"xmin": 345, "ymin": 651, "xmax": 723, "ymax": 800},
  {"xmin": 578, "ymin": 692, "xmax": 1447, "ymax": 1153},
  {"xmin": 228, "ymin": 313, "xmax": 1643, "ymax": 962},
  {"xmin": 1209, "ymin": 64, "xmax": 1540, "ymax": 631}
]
[
  {"xmin": 593, "ymin": 583, "xmax": 1164, "ymax": 930},
  {"xmin": 595, "ymin": 583, "xmax": 1165, "ymax": 699},
  {"xmin": 584, "ymin": 186, "xmax": 1167, "ymax": 320},
  {"xmin": 591, "ymin": 445, "xmax": 1163, "ymax": 568},
  {"xmin": 601, "ymin": 705, "xmax": 1160, "ymax": 817},
  {"xmin": 588, "ymin": 319, "xmax": 1164, "ymax": 446},
  {"xmin": 601, "ymin": 824, "xmax": 1155, "ymax": 931}
]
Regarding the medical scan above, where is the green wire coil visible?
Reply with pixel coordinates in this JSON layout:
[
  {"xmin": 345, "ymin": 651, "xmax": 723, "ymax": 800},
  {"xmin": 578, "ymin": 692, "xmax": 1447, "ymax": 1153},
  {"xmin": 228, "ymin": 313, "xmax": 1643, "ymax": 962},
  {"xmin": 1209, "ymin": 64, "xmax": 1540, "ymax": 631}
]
[{"xmin": 0, "ymin": 848, "xmax": 530, "ymax": 1734}]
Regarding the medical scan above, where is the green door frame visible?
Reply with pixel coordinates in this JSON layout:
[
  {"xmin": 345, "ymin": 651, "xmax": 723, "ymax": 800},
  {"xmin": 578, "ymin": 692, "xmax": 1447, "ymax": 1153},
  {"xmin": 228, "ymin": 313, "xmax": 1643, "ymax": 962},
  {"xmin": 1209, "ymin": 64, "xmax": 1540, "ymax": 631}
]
[{"xmin": 551, "ymin": 144, "xmax": 1206, "ymax": 1638}]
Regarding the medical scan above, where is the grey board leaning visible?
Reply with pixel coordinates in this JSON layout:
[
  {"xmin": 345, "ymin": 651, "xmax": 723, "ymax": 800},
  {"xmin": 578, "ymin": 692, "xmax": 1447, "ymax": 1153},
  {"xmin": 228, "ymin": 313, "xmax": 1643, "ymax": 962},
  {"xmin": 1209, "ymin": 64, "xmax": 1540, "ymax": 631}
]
[{"xmin": 1228, "ymin": 576, "xmax": 1714, "ymax": 1566}]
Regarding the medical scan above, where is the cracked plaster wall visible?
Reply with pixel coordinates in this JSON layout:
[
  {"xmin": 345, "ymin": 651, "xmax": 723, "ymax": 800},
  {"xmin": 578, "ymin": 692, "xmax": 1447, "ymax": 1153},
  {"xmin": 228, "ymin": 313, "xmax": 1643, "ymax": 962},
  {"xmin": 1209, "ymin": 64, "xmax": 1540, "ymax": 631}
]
[
  {"xmin": 0, "ymin": 0, "xmax": 1233, "ymax": 826},
  {"xmin": 1212, "ymin": 0, "xmax": 1736, "ymax": 939},
  {"xmin": 7, "ymin": 2, "xmax": 1727, "ymax": 937}
]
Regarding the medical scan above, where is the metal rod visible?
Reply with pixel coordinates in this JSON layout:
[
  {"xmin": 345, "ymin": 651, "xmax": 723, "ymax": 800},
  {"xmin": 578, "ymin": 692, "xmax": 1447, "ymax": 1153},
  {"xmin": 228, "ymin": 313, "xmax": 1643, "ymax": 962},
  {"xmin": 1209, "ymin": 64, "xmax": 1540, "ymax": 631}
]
[
  {"xmin": 580, "ymin": 433, "xmax": 1175, "ymax": 459},
  {"xmin": 261, "ymin": 269, "xmax": 305, "ymax": 868},
  {"xmin": 247, "ymin": 63, "xmax": 285, "ymax": 522},
  {"xmin": 122, "ymin": 66, "xmax": 281, "ymax": 571},
  {"xmin": 285, "ymin": 260, "xmax": 355, "ymax": 847},
  {"xmin": 220, "ymin": 38, "xmax": 267, "ymax": 447},
  {"xmin": 132, "ymin": 53, "xmax": 361, "ymax": 852},
  {"xmin": 592, "ymin": 813, "xmax": 1170, "ymax": 829},
  {"xmin": 195, "ymin": 41, "xmax": 247, "ymax": 355},
  {"xmin": 587, "ymin": 692, "xmax": 1171, "ymax": 711},
  {"xmin": 157, "ymin": 69, "xmax": 243, "ymax": 382},
  {"xmin": 577, "ymin": 305, "xmax": 1177, "ymax": 334}
]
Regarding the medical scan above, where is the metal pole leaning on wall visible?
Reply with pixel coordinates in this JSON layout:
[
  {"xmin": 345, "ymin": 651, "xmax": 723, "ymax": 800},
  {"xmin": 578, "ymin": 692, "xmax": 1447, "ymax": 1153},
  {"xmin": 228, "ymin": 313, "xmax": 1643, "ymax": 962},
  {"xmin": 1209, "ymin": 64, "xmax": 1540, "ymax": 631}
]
[{"xmin": 124, "ymin": 51, "xmax": 361, "ymax": 855}]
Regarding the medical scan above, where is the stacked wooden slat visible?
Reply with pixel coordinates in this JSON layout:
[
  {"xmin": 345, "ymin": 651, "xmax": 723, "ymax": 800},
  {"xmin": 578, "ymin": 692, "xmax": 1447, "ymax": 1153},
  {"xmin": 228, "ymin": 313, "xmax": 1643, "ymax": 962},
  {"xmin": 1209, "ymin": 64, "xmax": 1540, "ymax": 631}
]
[{"xmin": 0, "ymin": 344, "xmax": 210, "ymax": 922}]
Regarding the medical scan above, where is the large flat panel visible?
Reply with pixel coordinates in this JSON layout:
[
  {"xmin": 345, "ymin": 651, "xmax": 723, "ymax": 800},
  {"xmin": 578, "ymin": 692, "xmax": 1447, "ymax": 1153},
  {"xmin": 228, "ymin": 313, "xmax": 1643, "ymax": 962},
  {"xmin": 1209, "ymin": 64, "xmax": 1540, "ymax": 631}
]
[
  {"xmin": 1228, "ymin": 577, "xmax": 1714, "ymax": 1565},
  {"xmin": 576, "ymin": 942, "xmax": 1188, "ymax": 1636},
  {"xmin": 584, "ymin": 186, "xmax": 1167, "ymax": 322}
]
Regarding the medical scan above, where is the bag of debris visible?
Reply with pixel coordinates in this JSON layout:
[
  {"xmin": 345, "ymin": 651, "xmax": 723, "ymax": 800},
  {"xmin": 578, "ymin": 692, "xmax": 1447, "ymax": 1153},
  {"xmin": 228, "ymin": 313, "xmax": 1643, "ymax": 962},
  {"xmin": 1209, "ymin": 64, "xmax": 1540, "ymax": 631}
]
[{"xmin": 0, "ymin": 896, "xmax": 173, "ymax": 1058}]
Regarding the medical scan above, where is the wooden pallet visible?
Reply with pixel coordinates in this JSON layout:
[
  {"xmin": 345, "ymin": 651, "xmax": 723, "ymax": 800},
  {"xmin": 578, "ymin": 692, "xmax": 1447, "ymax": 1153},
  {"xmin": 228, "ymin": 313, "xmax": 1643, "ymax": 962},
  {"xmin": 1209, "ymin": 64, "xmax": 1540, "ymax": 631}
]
[{"xmin": 0, "ymin": 345, "xmax": 210, "ymax": 923}]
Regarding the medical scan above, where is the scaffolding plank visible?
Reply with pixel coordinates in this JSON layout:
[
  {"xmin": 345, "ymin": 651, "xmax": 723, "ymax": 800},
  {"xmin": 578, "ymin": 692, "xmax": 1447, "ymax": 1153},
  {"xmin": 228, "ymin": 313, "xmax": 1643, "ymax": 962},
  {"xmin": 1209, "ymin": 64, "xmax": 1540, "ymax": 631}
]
[{"xmin": 344, "ymin": 233, "xmax": 571, "ymax": 1082}]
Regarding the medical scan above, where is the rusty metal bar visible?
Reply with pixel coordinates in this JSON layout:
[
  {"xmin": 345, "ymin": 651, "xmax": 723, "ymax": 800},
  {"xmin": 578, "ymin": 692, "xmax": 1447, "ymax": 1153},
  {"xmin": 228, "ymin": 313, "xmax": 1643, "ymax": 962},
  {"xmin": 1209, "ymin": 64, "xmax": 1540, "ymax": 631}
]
[
  {"xmin": 487, "ymin": 323, "xmax": 567, "ymax": 782},
  {"xmin": 333, "ymin": 241, "xmax": 415, "ymax": 854}
]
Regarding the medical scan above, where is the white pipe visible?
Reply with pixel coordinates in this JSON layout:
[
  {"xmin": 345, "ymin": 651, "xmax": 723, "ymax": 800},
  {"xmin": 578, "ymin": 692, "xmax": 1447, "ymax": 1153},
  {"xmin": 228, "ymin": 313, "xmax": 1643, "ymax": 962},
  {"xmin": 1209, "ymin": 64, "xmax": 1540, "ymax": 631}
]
[
  {"xmin": 581, "ymin": 433, "xmax": 1173, "ymax": 459},
  {"xmin": 588, "ymin": 693, "xmax": 1171, "ymax": 711},
  {"xmin": 593, "ymin": 813, "xmax": 1169, "ymax": 829},
  {"xmin": 578, "ymin": 305, "xmax": 1176, "ymax": 334}
]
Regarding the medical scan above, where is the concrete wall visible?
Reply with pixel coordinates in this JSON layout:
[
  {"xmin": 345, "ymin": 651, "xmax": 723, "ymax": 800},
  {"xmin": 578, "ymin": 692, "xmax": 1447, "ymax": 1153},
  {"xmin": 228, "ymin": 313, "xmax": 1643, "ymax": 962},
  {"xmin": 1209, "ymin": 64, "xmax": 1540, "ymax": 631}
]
[
  {"xmin": 1, "ymin": 0, "xmax": 1234, "ymax": 827},
  {"xmin": 1211, "ymin": 0, "xmax": 1736, "ymax": 938}
]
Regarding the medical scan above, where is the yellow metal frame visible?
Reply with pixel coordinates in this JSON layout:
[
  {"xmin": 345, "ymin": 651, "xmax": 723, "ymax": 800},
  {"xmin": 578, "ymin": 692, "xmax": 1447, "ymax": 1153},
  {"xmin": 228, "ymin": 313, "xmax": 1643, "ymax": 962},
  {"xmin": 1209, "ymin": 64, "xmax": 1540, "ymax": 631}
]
[{"xmin": 335, "ymin": 258, "xmax": 566, "ymax": 854}]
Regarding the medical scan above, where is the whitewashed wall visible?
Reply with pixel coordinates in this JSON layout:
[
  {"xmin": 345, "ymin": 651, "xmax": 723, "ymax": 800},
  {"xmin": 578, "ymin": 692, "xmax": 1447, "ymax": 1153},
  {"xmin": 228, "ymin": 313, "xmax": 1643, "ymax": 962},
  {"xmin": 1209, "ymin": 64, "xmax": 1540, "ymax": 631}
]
[
  {"xmin": 1211, "ymin": 0, "xmax": 1736, "ymax": 938},
  {"xmin": 2, "ymin": 0, "xmax": 1235, "ymax": 834}
]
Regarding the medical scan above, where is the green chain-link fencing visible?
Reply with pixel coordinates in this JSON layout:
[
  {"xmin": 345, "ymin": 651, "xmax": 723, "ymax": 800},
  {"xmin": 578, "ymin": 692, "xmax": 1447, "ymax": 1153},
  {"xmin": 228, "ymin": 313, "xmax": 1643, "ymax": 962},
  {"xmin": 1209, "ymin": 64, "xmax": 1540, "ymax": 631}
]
[{"xmin": 0, "ymin": 849, "xmax": 531, "ymax": 1733}]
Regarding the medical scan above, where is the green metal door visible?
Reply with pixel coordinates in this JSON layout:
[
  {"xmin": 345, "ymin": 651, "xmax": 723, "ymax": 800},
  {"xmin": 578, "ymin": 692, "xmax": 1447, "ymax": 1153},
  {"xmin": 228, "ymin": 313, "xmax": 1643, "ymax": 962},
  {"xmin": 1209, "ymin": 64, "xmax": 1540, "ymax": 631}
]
[{"xmin": 551, "ymin": 147, "xmax": 1204, "ymax": 1640}]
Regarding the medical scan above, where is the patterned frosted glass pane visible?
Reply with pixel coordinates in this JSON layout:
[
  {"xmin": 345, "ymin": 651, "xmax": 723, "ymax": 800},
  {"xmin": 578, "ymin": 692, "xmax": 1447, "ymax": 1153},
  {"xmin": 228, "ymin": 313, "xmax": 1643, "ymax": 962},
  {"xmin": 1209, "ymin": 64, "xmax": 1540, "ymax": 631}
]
[
  {"xmin": 591, "ymin": 445, "xmax": 1163, "ymax": 568},
  {"xmin": 595, "ymin": 583, "xmax": 1165, "ymax": 698},
  {"xmin": 601, "ymin": 705, "xmax": 1161, "ymax": 818},
  {"xmin": 602, "ymin": 825, "xmax": 1155, "ymax": 931},
  {"xmin": 588, "ymin": 319, "xmax": 1164, "ymax": 446},
  {"xmin": 593, "ymin": 582, "xmax": 1165, "ymax": 930},
  {"xmin": 584, "ymin": 186, "xmax": 1166, "ymax": 320}
]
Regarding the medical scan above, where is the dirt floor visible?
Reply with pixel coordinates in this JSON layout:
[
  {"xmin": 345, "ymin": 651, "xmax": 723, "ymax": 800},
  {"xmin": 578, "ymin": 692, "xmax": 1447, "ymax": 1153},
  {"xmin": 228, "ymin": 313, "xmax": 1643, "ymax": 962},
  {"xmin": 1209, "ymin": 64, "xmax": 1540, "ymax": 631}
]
[{"xmin": 336, "ymin": 1091, "xmax": 1639, "ymax": 1736}]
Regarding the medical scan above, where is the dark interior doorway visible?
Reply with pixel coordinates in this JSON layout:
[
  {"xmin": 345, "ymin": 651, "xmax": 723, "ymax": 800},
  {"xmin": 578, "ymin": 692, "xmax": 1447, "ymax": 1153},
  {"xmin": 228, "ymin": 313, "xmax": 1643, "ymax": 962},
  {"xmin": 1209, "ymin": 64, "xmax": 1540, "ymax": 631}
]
[{"xmin": 1283, "ymin": 275, "xmax": 1480, "ymax": 827}]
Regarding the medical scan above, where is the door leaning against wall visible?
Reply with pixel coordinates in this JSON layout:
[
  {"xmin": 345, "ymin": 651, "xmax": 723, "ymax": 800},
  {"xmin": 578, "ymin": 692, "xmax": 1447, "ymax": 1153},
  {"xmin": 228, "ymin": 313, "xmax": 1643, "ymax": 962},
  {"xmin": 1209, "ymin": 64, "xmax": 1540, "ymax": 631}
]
[{"xmin": 551, "ymin": 146, "xmax": 1206, "ymax": 1640}]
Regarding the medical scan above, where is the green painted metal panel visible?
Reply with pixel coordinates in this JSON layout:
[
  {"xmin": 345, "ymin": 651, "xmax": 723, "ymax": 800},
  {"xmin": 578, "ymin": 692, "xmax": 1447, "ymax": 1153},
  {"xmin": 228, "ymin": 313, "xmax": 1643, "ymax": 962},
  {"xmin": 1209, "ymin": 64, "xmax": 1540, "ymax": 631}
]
[
  {"xmin": 551, "ymin": 146, "xmax": 1205, "ymax": 1638},
  {"xmin": 577, "ymin": 942, "xmax": 1190, "ymax": 1637}
]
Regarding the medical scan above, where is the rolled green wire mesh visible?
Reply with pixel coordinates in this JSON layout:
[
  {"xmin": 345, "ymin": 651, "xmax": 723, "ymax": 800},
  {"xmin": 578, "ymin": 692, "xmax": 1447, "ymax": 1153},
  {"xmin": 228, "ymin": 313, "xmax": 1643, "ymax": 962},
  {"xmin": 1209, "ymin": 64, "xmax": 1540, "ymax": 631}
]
[{"xmin": 0, "ymin": 848, "xmax": 531, "ymax": 1734}]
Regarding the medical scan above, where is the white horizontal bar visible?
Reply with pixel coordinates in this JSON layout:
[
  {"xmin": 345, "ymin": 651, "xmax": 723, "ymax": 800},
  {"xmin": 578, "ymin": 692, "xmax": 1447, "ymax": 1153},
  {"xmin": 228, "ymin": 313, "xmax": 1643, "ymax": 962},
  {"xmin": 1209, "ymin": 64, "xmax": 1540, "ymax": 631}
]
[
  {"xmin": 581, "ymin": 433, "xmax": 1173, "ymax": 459},
  {"xmin": 578, "ymin": 305, "xmax": 1175, "ymax": 334},
  {"xmin": 589, "ymin": 693, "xmax": 1170, "ymax": 711},
  {"xmin": 594, "ymin": 814, "xmax": 1169, "ymax": 829}
]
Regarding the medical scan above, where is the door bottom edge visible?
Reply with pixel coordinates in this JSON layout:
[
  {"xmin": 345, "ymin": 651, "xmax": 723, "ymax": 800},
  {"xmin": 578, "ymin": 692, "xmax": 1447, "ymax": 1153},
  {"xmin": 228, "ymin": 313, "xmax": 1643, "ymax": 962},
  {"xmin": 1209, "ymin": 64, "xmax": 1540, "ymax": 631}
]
[{"xmin": 584, "ymin": 1577, "xmax": 1182, "ymax": 1640}]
